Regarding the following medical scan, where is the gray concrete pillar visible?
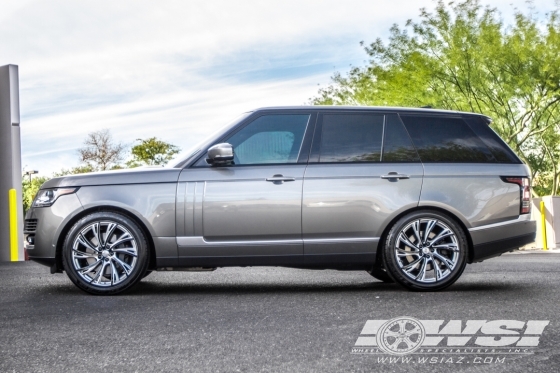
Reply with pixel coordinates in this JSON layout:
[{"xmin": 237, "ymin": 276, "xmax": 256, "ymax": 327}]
[{"xmin": 0, "ymin": 64, "xmax": 23, "ymax": 262}]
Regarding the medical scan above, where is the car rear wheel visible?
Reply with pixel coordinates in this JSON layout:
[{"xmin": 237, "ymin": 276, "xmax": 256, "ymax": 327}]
[
  {"xmin": 382, "ymin": 211, "xmax": 467, "ymax": 291},
  {"xmin": 62, "ymin": 211, "xmax": 149, "ymax": 295}
]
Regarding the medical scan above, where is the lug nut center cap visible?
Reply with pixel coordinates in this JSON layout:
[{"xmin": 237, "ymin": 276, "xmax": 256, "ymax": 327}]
[
  {"xmin": 102, "ymin": 250, "xmax": 111, "ymax": 258},
  {"xmin": 422, "ymin": 247, "xmax": 431, "ymax": 255}
]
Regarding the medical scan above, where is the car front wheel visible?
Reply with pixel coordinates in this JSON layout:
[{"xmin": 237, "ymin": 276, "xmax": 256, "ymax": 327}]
[
  {"xmin": 382, "ymin": 211, "xmax": 467, "ymax": 291},
  {"xmin": 62, "ymin": 211, "xmax": 149, "ymax": 295}
]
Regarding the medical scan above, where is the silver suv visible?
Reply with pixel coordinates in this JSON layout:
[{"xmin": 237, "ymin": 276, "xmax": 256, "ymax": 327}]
[{"xmin": 25, "ymin": 107, "xmax": 536, "ymax": 294}]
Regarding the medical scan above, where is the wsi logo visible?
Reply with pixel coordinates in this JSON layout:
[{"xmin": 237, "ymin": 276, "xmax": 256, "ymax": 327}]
[{"xmin": 353, "ymin": 317, "xmax": 550, "ymax": 356}]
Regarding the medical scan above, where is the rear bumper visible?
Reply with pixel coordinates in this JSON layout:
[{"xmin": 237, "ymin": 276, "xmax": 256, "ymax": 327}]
[{"xmin": 469, "ymin": 218, "xmax": 536, "ymax": 262}]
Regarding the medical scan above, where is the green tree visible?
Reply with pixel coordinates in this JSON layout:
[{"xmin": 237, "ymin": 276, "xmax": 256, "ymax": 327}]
[
  {"xmin": 22, "ymin": 175, "xmax": 49, "ymax": 213},
  {"xmin": 312, "ymin": 0, "xmax": 560, "ymax": 195},
  {"xmin": 127, "ymin": 137, "xmax": 180, "ymax": 167}
]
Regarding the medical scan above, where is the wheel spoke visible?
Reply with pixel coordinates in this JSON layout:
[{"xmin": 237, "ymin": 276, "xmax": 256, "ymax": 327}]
[
  {"xmin": 77, "ymin": 234, "xmax": 99, "ymax": 253},
  {"xmin": 405, "ymin": 326, "xmax": 421, "ymax": 336},
  {"xmin": 91, "ymin": 261, "xmax": 109, "ymax": 284},
  {"xmin": 396, "ymin": 248, "xmax": 420, "ymax": 257},
  {"xmin": 385, "ymin": 330, "xmax": 401, "ymax": 338},
  {"xmin": 401, "ymin": 336, "xmax": 415, "ymax": 349},
  {"xmin": 398, "ymin": 320, "xmax": 406, "ymax": 334},
  {"xmin": 104, "ymin": 223, "xmax": 118, "ymax": 247},
  {"xmin": 109, "ymin": 232, "xmax": 133, "ymax": 249},
  {"xmin": 78, "ymin": 259, "xmax": 102, "ymax": 275},
  {"xmin": 402, "ymin": 257, "xmax": 423, "ymax": 272},
  {"xmin": 428, "ymin": 228, "xmax": 453, "ymax": 246},
  {"xmin": 113, "ymin": 256, "xmax": 133, "ymax": 275},
  {"xmin": 72, "ymin": 249, "xmax": 96, "ymax": 259},
  {"xmin": 423, "ymin": 219, "xmax": 437, "ymax": 244},
  {"xmin": 433, "ymin": 243, "xmax": 459, "ymax": 252},
  {"xmin": 92, "ymin": 223, "xmax": 103, "ymax": 248},
  {"xmin": 112, "ymin": 248, "xmax": 138, "ymax": 257},
  {"xmin": 110, "ymin": 261, "xmax": 120, "ymax": 285},
  {"xmin": 411, "ymin": 220, "xmax": 422, "ymax": 246},
  {"xmin": 433, "ymin": 258, "xmax": 444, "ymax": 281},
  {"xmin": 415, "ymin": 258, "xmax": 428, "ymax": 281},
  {"xmin": 433, "ymin": 252, "xmax": 456, "ymax": 270},
  {"xmin": 398, "ymin": 233, "xmax": 420, "ymax": 251}
]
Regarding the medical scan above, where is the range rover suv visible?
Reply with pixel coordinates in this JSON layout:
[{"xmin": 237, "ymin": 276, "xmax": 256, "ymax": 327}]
[{"xmin": 24, "ymin": 106, "xmax": 536, "ymax": 294}]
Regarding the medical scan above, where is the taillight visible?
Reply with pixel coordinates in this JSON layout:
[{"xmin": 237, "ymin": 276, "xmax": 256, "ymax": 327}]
[{"xmin": 501, "ymin": 177, "xmax": 531, "ymax": 214}]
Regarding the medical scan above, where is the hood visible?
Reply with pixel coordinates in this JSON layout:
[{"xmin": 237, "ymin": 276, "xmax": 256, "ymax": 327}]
[{"xmin": 41, "ymin": 167, "xmax": 182, "ymax": 189}]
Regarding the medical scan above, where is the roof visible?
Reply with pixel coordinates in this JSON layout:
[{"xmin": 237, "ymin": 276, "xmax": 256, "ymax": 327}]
[{"xmin": 253, "ymin": 105, "xmax": 490, "ymax": 118}]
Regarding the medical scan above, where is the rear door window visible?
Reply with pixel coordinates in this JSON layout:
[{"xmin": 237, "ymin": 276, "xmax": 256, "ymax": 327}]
[
  {"xmin": 399, "ymin": 115, "xmax": 495, "ymax": 163},
  {"xmin": 319, "ymin": 114, "xmax": 384, "ymax": 162}
]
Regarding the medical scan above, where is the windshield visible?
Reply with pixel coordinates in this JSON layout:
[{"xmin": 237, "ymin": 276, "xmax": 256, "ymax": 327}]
[{"xmin": 166, "ymin": 111, "xmax": 253, "ymax": 168}]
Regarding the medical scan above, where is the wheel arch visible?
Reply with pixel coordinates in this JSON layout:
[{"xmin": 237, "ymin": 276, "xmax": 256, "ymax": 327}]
[
  {"xmin": 375, "ymin": 206, "xmax": 475, "ymax": 267},
  {"xmin": 54, "ymin": 205, "xmax": 157, "ymax": 273}
]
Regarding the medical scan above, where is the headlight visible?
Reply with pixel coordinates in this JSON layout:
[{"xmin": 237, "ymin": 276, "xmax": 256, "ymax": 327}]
[{"xmin": 32, "ymin": 188, "xmax": 79, "ymax": 208}]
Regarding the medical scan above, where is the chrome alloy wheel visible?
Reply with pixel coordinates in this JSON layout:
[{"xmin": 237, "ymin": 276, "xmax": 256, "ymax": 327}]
[
  {"xmin": 71, "ymin": 221, "xmax": 138, "ymax": 287},
  {"xmin": 394, "ymin": 218, "xmax": 460, "ymax": 283}
]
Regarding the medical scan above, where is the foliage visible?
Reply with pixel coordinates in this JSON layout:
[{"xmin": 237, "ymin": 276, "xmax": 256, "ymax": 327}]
[
  {"xmin": 52, "ymin": 164, "xmax": 96, "ymax": 177},
  {"xmin": 22, "ymin": 175, "xmax": 49, "ymax": 213},
  {"xmin": 78, "ymin": 129, "xmax": 125, "ymax": 171},
  {"xmin": 127, "ymin": 137, "xmax": 181, "ymax": 167},
  {"xmin": 311, "ymin": 0, "xmax": 560, "ymax": 195}
]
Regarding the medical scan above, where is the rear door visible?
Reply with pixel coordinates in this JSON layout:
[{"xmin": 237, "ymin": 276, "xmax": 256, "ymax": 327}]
[
  {"xmin": 399, "ymin": 114, "xmax": 524, "ymax": 226},
  {"xmin": 302, "ymin": 112, "xmax": 424, "ymax": 266}
]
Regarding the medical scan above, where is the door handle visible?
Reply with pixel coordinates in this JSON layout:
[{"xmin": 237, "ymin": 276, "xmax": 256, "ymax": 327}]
[
  {"xmin": 266, "ymin": 174, "xmax": 296, "ymax": 184},
  {"xmin": 380, "ymin": 172, "xmax": 410, "ymax": 180}
]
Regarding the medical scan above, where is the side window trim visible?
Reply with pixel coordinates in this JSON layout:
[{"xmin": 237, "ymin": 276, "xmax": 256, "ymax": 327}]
[
  {"xmin": 381, "ymin": 114, "xmax": 421, "ymax": 163},
  {"xmin": 379, "ymin": 115, "xmax": 387, "ymax": 162}
]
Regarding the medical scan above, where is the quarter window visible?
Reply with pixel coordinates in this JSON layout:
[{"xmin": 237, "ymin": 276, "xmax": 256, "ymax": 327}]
[
  {"xmin": 399, "ymin": 115, "xmax": 495, "ymax": 163},
  {"xmin": 319, "ymin": 114, "xmax": 384, "ymax": 162}
]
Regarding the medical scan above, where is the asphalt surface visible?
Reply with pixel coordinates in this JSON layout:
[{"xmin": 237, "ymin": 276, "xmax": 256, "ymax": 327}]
[{"xmin": 1, "ymin": 252, "xmax": 560, "ymax": 373}]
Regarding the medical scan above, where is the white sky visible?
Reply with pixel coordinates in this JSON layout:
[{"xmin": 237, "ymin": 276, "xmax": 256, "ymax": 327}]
[{"xmin": 0, "ymin": 0, "xmax": 557, "ymax": 175}]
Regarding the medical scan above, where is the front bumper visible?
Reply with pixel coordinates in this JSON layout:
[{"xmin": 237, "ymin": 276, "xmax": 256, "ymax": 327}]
[{"xmin": 24, "ymin": 193, "xmax": 84, "ymax": 268}]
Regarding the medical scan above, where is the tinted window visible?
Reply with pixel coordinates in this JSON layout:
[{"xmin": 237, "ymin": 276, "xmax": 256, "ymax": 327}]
[
  {"xmin": 400, "ymin": 115, "xmax": 495, "ymax": 163},
  {"xmin": 462, "ymin": 115, "xmax": 520, "ymax": 164},
  {"xmin": 226, "ymin": 114, "xmax": 309, "ymax": 165},
  {"xmin": 382, "ymin": 115, "xmax": 420, "ymax": 162},
  {"xmin": 319, "ymin": 114, "xmax": 384, "ymax": 162}
]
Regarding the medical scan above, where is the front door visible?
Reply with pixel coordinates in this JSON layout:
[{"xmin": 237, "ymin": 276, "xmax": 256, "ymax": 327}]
[{"xmin": 177, "ymin": 112, "xmax": 314, "ymax": 266}]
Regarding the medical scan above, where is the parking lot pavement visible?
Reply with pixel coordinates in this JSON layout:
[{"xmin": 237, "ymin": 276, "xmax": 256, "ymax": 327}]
[{"xmin": 1, "ymin": 252, "xmax": 560, "ymax": 373}]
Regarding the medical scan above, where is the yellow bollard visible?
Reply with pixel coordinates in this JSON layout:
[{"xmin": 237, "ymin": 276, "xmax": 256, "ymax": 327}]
[
  {"xmin": 540, "ymin": 200, "xmax": 548, "ymax": 251},
  {"xmin": 9, "ymin": 189, "xmax": 19, "ymax": 261}
]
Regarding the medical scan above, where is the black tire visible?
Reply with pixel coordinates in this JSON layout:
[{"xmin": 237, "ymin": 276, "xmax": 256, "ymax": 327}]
[
  {"xmin": 62, "ymin": 211, "xmax": 150, "ymax": 295},
  {"xmin": 367, "ymin": 264, "xmax": 394, "ymax": 283},
  {"xmin": 382, "ymin": 210, "xmax": 468, "ymax": 291}
]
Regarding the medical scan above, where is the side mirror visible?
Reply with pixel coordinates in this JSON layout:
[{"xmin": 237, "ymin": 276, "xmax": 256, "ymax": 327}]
[{"xmin": 206, "ymin": 143, "xmax": 234, "ymax": 166}]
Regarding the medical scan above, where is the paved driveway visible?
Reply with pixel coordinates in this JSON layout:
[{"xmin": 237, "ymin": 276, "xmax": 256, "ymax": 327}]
[{"xmin": 1, "ymin": 252, "xmax": 559, "ymax": 372}]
